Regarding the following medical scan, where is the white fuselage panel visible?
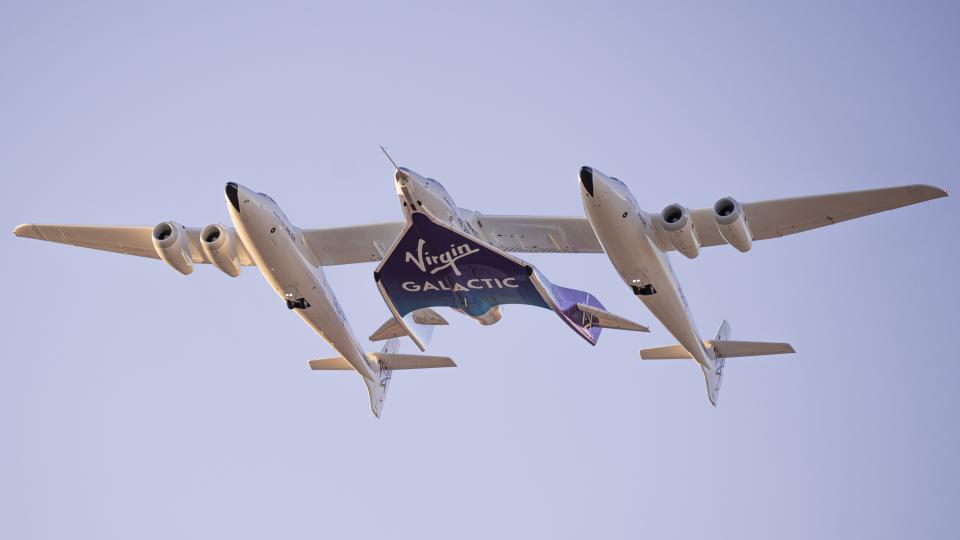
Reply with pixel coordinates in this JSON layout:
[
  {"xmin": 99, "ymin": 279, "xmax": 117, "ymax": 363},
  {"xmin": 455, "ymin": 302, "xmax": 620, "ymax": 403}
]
[
  {"xmin": 227, "ymin": 185, "xmax": 374, "ymax": 381},
  {"xmin": 580, "ymin": 170, "xmax": 710, "ymax": 368}
]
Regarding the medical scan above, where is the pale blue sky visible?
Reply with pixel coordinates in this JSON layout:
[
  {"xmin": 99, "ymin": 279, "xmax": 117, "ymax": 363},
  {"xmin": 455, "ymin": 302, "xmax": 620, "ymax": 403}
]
[{"xmin": 2, "ymin": 2, "xmax": 958, "ymax": 539}]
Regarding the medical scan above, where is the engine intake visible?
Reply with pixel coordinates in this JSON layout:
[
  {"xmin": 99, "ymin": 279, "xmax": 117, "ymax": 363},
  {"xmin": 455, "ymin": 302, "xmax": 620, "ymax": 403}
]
[
  {"xmin": 713, "ymin": 197, "xmax": 753, "ymax": 252},
  {"xmin": 659, "ymin": 203, "xmax": 700, "ymax": 259},
  {"xmin": 200, "ymin": 224, "xmax": 242, "ymax": 277},
  {"xmin": 151, "ymin": 221, "xmax": 194, "ymax": 275}
]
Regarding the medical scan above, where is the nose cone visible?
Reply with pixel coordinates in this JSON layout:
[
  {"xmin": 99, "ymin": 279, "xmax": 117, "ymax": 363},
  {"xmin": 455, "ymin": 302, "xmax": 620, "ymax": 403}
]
[
  {"xmin": 225, "ymin": 182, "xmax": 241, "ymax": 211},
  {"xmin": 579, "ymin": 166, "xmax": 594, "ymax": 197}
]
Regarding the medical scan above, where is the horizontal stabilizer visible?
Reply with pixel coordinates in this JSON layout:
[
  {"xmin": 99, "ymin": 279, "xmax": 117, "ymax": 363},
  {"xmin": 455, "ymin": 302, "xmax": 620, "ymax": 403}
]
[
  {"xmin": 309, "ymin": 352, "xmax": 455, "ymax": 371},
  {"xmin": 309, "ymin": 356, "xmax": 354, "ymax": 370},
  {"xmin": 640, "ymin": 340, "xmax": 795, "ymax": 360},
  {"xmin": 369, "ymin": 308, "xmax": 449, "ymax": 342},
  {"xmin": 708, "ymin": 340, "xmax": 795, "ymax": 358},
  {"xmin": 575, "ymin": 303, "xmax": 649, "ymax": 332},
  {"xmin": 639, "ymin": 344, "xmax": 691, "ymax": 360},
  {"xmin": 366, "ymin": 352, "xmax": 456, "ymax": 370}
]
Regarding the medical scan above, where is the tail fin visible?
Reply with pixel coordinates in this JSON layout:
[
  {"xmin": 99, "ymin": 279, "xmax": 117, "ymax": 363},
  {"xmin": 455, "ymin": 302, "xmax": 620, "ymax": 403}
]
[
  {"xmin": 309, "ymin": 338, "xmax": 456, "ymax": 417},
  {"xmin": 639, "ymin": 320, "xmax": 795, "ymax": 406},
  {"xmin": 701, "ymin": 363, "xmax": 723, "ymax": 406},
  {"xmin": 702, "ymin": 320, "xmax": 731, "ymax": 406}
]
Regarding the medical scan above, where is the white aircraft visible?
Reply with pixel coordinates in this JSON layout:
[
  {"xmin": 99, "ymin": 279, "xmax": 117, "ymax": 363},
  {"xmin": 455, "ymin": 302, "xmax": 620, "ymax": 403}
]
[
  {"xmin": 13, "ymin": 162, "xmax": 948, "ymax": 413},
  {"xmin": 578, "ymin": 166, "xmax": 948, "ymax": 404}
]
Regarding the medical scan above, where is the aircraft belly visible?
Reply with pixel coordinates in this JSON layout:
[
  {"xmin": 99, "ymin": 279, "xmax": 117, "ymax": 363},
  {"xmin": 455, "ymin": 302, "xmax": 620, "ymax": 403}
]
[
  {"xmin": 589, "ymin": 208, "xmax": 709, "ymax": 365},
  {"xmin": 235, "ymin": 215, "xmax": 373, "ymax": 378}
]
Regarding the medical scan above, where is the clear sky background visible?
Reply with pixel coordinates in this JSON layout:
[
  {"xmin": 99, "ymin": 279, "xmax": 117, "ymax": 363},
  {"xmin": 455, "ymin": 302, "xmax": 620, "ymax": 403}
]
[{"xmin": 1, "ymin": 2, "xmax": 957, "ymax": 539}]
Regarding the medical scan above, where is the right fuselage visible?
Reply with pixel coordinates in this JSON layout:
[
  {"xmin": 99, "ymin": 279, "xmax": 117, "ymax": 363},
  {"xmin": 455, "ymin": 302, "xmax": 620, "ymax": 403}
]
[{"xmin": 579, "ymin": 167, "xmax": 711, "ymax": 368}]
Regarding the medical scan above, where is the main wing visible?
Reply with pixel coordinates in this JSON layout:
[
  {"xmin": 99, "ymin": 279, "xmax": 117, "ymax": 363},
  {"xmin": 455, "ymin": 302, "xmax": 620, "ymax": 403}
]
[
  {"xmin": 451, "ymin": 184, "xmax": 948, "ymax": 255},
  {"xmin": 303, "ymin": 222, "xmax": 403, "ymax": 265},
  {"xmin": 14, "ymin": 222, "xmax": 406, "ymax": 267},
  {"xmin": 15, "ymin": 184, "xmax": 946, "ymax": 265},
  {"xmin": 685, "ymin": 184, "xmax": 947, "ymax": 248},
  {"xmin": 302, "ymin": 214, "xmax": 604, "ymax": 265},
  {"xmin": 466, "ymin": 213, "xmax": 604, "ymax": 253}
]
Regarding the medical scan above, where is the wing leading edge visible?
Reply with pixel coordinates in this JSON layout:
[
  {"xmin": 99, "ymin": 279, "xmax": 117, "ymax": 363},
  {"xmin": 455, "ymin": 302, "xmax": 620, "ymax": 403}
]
[{"xmin": 15, "ymin": 184, "xmax": 947, "ymax": 265}]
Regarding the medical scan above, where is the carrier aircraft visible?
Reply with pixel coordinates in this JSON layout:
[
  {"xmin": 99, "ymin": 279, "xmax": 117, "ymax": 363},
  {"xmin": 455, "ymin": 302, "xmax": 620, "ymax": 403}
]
[{"xmin": 13, "ymin": 158, "xmax": 948, "ymax": 413}]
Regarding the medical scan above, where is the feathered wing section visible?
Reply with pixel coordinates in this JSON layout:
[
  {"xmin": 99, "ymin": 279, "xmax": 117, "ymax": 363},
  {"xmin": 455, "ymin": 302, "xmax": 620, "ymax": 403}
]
[{"xmin": 373, "ymin": 212, "xmax": 645, "ymax": 349}]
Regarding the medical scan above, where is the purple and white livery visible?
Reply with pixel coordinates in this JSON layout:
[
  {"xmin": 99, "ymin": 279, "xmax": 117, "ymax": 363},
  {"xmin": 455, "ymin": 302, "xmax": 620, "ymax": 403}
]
[{"xmin": 370, "ymin": 158, "xmax": 648, "ymax": 351}]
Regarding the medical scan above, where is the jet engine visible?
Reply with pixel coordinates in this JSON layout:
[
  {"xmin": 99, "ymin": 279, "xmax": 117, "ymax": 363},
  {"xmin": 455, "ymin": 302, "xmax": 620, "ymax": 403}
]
[
  {"xmin": 713, "ymin": 197, "xmax": 753, "ymax": 252},
  {"xmin": 659, "ymin": 204, "xmax": 700, "ymax": 259},
  {"xmin": 200, "ymin": 224, "xmax": 242, "ymax": 277},
  {"xmin": 151, "ymin": 221, "xmax": 194, "ymax": 275}
]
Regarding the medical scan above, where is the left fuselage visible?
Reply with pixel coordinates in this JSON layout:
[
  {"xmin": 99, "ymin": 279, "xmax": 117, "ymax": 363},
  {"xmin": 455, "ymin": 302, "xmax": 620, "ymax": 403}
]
[
  {"xmin": 225, "ymin": 182, "xmax": 376, "ymax": 381},
  {"xmin": 579, "ymin": 167, "xmax": 711, "ymax": 368}
]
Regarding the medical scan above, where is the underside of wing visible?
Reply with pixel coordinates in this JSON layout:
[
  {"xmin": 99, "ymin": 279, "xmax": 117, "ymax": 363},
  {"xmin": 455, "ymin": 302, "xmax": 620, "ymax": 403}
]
[
  {"xmin": 15, "ymin": 224, "xmax": 161, "ymax": 259},
  {"xmin": 467, "ymin": 213, "xmax": 603, "ymax": 253},
  {"xmin": 687, "ymin": 184, "xmax": 948, "ymax": 248},
  {"xmin": 14, "ymin": 223, "xmax": 256, "ymax": 265},
  {"xmin": 302, "ymin": 221, "xmax": 404, "ymax": 265}
]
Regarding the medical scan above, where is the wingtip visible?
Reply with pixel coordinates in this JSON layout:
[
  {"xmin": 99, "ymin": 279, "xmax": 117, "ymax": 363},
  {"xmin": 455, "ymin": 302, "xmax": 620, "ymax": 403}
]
[
  {"xmin": 13, "ymin": 223, "xmax": 38, "ymax": 239},
  {"xmin": 916, "ymin": 184, "xmax": 949, "ymax": 200}
]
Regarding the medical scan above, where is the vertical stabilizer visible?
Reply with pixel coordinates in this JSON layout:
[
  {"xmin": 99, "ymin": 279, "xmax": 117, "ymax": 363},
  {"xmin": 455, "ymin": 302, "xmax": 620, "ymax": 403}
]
[
  {"xmin": 702, "ymin": 320, "xmax": 730, "ymax": 406},
  {"xmin": 364, "ymin": 338, "xmax": 398, "ymax": 417}
]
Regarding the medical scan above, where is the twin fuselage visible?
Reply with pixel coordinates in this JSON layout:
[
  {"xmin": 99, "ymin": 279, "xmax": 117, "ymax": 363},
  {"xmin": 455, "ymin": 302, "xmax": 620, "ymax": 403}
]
[
  {"xmin": 224, "ymin": 165, "xmax": 714, "ymax": 392},
  {"xmin": 392, "ymin": 165, "xmax": 712, "ymax": 370}
]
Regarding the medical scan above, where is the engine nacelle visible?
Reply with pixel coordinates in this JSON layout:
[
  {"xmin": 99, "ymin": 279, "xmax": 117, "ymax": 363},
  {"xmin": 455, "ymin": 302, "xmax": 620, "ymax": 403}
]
[
  {"xmin": 200, "ymin": 224, "xmax": 242, "ymax": 277},
  {"xmin": 151, "ymin": 221, "xmax": 194, "ymax": 275},
  {"xmin": 713, "ymin": 197, "xmax": 753, "ymax": 252},
  {"xmin": 659, "ymin": 203, "xmax": 700, "ymax": 259}
]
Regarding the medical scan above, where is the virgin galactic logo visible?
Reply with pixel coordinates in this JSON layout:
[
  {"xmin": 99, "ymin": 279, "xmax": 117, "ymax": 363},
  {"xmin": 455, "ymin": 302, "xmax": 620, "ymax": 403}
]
[
  {"xmin": 400, "ymin": 238, "xmax": 520, "ymax": 293},
  {"xmin": 405, "ymin": 238, "xmax": 479, "ymax": 277}
]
